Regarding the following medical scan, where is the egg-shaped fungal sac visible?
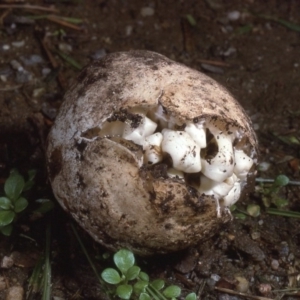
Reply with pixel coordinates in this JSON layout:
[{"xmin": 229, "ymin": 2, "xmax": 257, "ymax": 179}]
[{"xmin": 46, "ymin": 51, "xmax": 258, "ymax": 255}]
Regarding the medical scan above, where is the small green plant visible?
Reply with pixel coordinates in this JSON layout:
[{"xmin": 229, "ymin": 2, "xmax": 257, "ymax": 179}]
[
  {"xmin": 231, "ymin": 174, "xmax": 291, "ymax": 220},
  {"xmin": 230, "ymin": 203, "xmax": 261, "ymax": 219},
  {"xmin": 260, "ymin": 174, "xmax": 289, "ymax": 208},
  {"xmin": 0, "ymin": 169, "xmax": 36, "ymax": 236},
  {"xmin": 101, "ymin": 249, "xmax": 196, "ymax": 300},
  {"xmin": 27, "ymin": 223, "xmax": 52, "ymax": 300}
]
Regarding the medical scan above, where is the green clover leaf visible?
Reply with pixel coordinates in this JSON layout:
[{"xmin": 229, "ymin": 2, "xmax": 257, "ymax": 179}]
[
  {"xmin": 126, "ymin": 265, "xmax": 141, "ymax": 281},
  {"xmin": 101, "ymin": 268, "xmax": 121, "ymax": 284},
  {"xmin": 163, "ymin": 285, "xmax": 181, "ymax": 298},
  {"xmin": 0, "ymin": 211, "xmax": 15, "ymax": 226},
  {"xmin": 114, "ymin": 249, "xmax": 135, "ymax": 274},
  {"xmin": 139, "ymin": 292, "xmax": 151, "ymax": 300},
  {"xmin": 185, "ymin": 292, "xmax": 197, "ymax": 300},
  {"xmin": 116, "ymin": 284, "xmax": 133, "ymax": 299},
  {"xmin": 0, "ymin": 197, "xmax": 12, "ymax": 210},
  {"xmin": 4, "ymin": 170, "xmax": 25, "ymax": 201},
  {"xmin": 14, "ymin": 197, "xmax": 28, "ymax": 213}
]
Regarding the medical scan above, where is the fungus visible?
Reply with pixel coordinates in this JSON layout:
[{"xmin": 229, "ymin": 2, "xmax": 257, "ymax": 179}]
[
  {"xmin": 161, "ymin": 129, "xmax": 201, "ymax": 173},
  {"xmin": 143, "ymin": 133, "xmax": 163, "ymax": 164},
  {"xmin": 46, "ymin": 50, "xmax": 258, "ymax": 255},
  {"xmin": 201, "ymin": 123, "xmax": 235, "ymax": 183}
]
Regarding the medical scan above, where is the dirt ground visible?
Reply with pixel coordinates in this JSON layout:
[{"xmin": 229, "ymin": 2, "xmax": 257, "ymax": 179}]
[{"xmin": 0, "ymin": 0, "xmax": 300, "ymax": 299}]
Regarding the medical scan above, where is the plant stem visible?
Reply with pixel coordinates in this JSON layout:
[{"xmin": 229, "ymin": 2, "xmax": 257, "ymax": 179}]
[
  {"xmin": 255, "ymin": 178, "xmax": 300, "ymax": 186},
  {"xmin": 70, "ymin": 222, "xmax": 106, "ymax": 287},
  {"xmin": 42, "ymin": 223, "xmax": 51, "ymax": 300},
  {"xmin": 146, "ymin": 284, "xmax": 169, "ymax": 300},
  {"xmin": 266, "ymin": 208, "xmax": 300, "ymax": 219}
]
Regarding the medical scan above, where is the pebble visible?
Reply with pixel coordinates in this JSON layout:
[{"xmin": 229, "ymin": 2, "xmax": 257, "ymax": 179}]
[
  {"xmin": 288, "ymin": 253, "xmax": 294, "ymax": 261},
  {"xmin": 10, "ymin": 251, "xmax": 37, "ymax": 268},
  {"xmin": 234, "ymin": 276, "xmax": 249, "ymax": 293},
  {"xmin": 1, "ymin": 256, "xmax": 14, "ymax": 269},
  {"xmin": 42, "ymin": 68, "xmax": 51, "ymax": 76},
  {"xmin": 0, "ymin": 277, "xmax": 6, "ymax": 291},
  {"xmin": 5, "ymin": 286, "xmax": 24, "ymax": 300},
  {"xmin": 271, "ymin": 259, "xmax": 279, "ymax": 270},
  {"xmin": 21, "ymin": 54, "xmax": 43, "ymax": 66},
  {"xmin": 90, "ymin": 48, "xmax": 107, "ymax": 60},
  {"xmin": 11, "ymin": 40, "xmax": 25, "ymax": 48},
  {"xmin": 41, "ymin": 102, "xmax": 58, "ymax": 120},
  {"xmin": 211, "ymin": 274, "xmax": 221, "ymax": 282},
  {"xmin": 251, "ymin": 231, "xmax": 261, "ymax": 240},
  {"xmin": 278, "ymin": 242, "xmax": 289, "ymax": 257},
  {"xmin": 58, "ymin": 42, "xmax": 73, "ymax": 53},
  {"xmin": 258, "ymin": 162, "xmax": 271, "ymax": 172},
  {"xmin": 141, "ymin": 7, "xmax": 155, "ymax": 17},
  {"xmin": 206, "ymin": 278, "xmax": 217, "ymax": 289},
  {"xmin": 223, "ymin": 47, "xmax": 236, "ymax": 57},
  {"xmin": 258, "ymin": 283, "xmax": 272, "ymax": 295},
  {"xmin": 227, "ymin": 11, "xmax": 240, "ymax": 21},
  {"xmin": 201, "ymin": 63, "xmax": 224, "ymax": 74},
  {"xmin": 253, "ymin": 123, "xmax": 259, "ymax": 130},
  {"xmin": 33, "ymin": 87, "xmax": 45, "ymax": 98},
  {"xmin": 10, "ymin": 60, "xmax": 24, "ymax": 72},
  {"xmin": 16, "ymin": 69, "xmax": 33, "ymax": 83},
  {"xmin": 221, "ymin": 25, "xmax": 234, "ymax": 33},
  {"xmin": 126, "ymin": 25, "xmax": 133, "ymax": 36},
  {"xmin": 2, "ymin": 44, "xmax": 10, "ymax": 51},
  {"xmin": 233, "ymin": 233, "xmax": 265, "ymax": 261},
  {"xmin": 0, "ymin": 75, "xmax": 7, "ymax": 82},
  {"xmin": 174, "ymin": 248, "xmax": 198, "ymax": 273},
  {"xmin": 12, "ymin": 58, "xmax": 36, "ymax": 83}
]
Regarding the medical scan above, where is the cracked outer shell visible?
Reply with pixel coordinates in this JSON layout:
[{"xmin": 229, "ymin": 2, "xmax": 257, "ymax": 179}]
[{"xmin": 46, "ymin": 50, "xmax": 258, "ymax": 255}]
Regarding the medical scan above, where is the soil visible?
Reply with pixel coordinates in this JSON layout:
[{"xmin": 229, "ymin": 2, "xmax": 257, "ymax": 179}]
[{"xmin": 0, "ymin": 0, "xmax": 300, "ymax": 299}]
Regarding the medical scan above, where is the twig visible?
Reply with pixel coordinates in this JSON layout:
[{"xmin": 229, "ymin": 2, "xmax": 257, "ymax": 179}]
[
  {"xmin": 0, "ymin": 4, "xmax": 59, "ymax": 13},
  {"xmin": 181, "ymin": 17, "xmax": 196, "ymax": 53},
  {"xmin": 255, "ymin": 178, "xmax": 300, "ymax": 186},
  {"xmin": 196, "ymin": 59, "xmax": 231, "ymax": 67},
  {"xmin": 174, "ymin": 272, "xmax": 196, "ymax": 289},
  {"xmin": 0, "ymin": 8, "xmax": 11, "ymax": 25},
  {"xmin": 39, "ymin": 32, "xmax": 67, "ymax": 90},
  {"xmin": 0, "ymin": 85, "xmax": 23, "ymax": 91},
  {"xmin": 197, "ymin": 280, "xmax": 206, "ymax": 298},
  {"xmin": 46, "ymin": 15, "xmax": 82, "ymax": 31},
  {"xmin": 215, "ymin": 287, "xmax": 274, "ymax": 300}
]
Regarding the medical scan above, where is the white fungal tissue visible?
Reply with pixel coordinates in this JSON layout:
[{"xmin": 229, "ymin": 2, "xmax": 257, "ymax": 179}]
[{"xmin": 100, "ymin": 104, "xmax": 254, "ymax": 209}]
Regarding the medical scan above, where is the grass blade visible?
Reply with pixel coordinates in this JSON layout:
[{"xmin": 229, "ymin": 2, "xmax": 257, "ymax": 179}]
[
  {"xmin": 52, "ymin": 15, "xmax": 83, "ymax": 24},
  {"xmin": 70, "ymin": 223, "xmax": 106, "ymax": 287},
  {"xmin": 27, "ymin": 255, "xmax": 44, "ymax": 299},
  {"xmin": 56, "ymin": 50, "xmax": 82, "ymax": 70},
  {"xmin": 42, "ymin": 223, "xmax": 51, "ymax": 300},
  {"xmin": 267, "ymin": 208, "xmax": 300, "ymax": 219},
  {"xmin": 257, "ymin": 14, "xmax": 300, "ymax": 32},
  {"xmin": 146, "ymin": 284, "xmax": 169, "ymax": 300}
]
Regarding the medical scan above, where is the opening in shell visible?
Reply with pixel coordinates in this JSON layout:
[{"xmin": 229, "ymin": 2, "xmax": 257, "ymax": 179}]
[{"xmin": 94, "ymin": 104, "xmax": 255, "ymax": 210}]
